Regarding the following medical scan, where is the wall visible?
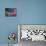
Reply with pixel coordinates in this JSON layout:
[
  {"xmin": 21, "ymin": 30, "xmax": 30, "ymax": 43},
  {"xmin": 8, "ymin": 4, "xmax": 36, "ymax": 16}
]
[
  {"xmin": 0, "ymin": 0, "xmax": 46, "ymax": 44},
  {"xmin": 0, "ymin": 0, "xmax": 19, "ymax": 44},
  {"xmin": 20, "ymin": 0, "xmax": 46, "ymax": 24}
]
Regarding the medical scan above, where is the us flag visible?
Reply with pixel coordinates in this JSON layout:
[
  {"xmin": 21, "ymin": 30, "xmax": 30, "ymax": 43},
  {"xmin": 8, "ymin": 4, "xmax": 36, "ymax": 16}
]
[{"xmin": 5, "ymin": 8, "xmax": 16, "ymax": 16}]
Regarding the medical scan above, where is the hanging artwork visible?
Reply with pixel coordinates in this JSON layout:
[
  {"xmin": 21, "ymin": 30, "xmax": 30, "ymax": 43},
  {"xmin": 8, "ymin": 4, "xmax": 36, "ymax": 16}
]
[{"xmin": 5, "ymin": 8, "xmax": 16, "ymax": 16}]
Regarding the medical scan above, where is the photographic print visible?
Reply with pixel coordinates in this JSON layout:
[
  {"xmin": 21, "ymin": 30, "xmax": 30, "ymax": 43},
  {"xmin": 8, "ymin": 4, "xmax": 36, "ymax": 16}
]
[{"xmin": 5, "ymin": 8, "xmax": 16, "ymax": 16}]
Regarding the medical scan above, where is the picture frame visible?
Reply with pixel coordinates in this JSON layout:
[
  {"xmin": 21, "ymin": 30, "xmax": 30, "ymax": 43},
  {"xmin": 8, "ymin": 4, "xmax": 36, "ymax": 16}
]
[{"xmin": 5, "ymin": 8, "xmax": 16, "ymax": 17}]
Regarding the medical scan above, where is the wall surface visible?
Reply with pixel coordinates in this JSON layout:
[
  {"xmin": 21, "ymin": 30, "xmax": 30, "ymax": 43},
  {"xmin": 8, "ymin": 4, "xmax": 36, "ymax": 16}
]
[{"xmin": 0, "ymin": 0, "xmax": 46, "ymax": 45}]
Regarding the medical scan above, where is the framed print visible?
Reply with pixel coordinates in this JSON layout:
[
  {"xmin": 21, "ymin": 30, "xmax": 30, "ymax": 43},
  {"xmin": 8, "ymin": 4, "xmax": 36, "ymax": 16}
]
[{"xmin": 5, "ymin": 8, "xmax": 16, "ymax": 17}]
